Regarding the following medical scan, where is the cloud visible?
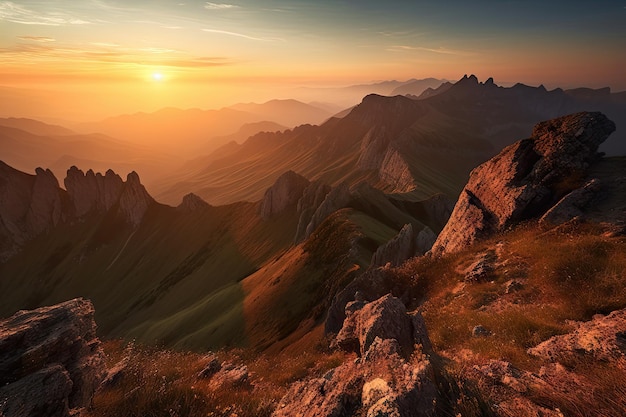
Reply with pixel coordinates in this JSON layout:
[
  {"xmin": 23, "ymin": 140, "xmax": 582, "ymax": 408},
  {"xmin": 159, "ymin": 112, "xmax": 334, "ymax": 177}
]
[
  {"xmin": 0, "ymin": 1, "xmax": 93, "ymax": 26},
  {"xmin": 0, "ymin": 42, "xmax": 232, "ymax": 69},
  {"xmin": 204, "ymin": 2, "xmax": 239, "ymax": 10},
  {"xmin": 387, "ymin": 45, "xmax": 474, "ymax": 56},
  {"xmin": 17, "ymin": 36, "xmax": 56, "ymax": 42},
  {"xmin": 202, "ymin": 28, "xmax": 274, "ymax": 42}
]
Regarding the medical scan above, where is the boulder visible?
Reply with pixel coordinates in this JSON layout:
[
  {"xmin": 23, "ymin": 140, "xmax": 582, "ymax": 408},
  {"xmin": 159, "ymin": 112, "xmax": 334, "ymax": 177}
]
[
  {"xmin": 0, "ymin": 298, "xmax": 105, "ymax": 417},
  {"xmin": 432, "ymin": 112, "xmax": 616, "ymax": 255},
  {"xmin": 540, "ymin": 178, "xmax": 602, "ymax": 226},
  {"xmin": 528, "ymin": 308, "xmax": 626, "ymax": 365},
  {"xmin": 336, "ymin": 294, "xmax": 416, "ymax": 358}
]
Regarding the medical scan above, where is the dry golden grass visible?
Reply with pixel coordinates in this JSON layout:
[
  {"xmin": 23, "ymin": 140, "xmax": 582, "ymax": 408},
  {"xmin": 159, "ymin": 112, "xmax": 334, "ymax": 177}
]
[
  {"xmin": 88, "ymin": 337, "xmax": 346, "ymax": 417},
  {"xmin": 396, "ymin": 220, "xmax": 626, "ymax": 415}
]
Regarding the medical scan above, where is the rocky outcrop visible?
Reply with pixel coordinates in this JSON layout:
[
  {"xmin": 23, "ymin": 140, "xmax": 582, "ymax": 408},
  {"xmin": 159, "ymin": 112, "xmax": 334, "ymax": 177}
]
[
  {"xmin": 118, "ymin": 171, "xmax": 154, "ymax": 226},
  {"xmin": 326, "ymin": 266, "xmax": 411, "ymax": 335},
  {"xmin": 274, "ymin": 294, "xmax": 442, "ymax": 417},
  {"xmin": 177, "ymin": 192, "xmax": 211, "ymax": 213},
  {"xmin": 379, "ymin": 147, "xmax": 416, "ymax": 193},
  {"xmin": 528, "ymin": 308, "xmax": 626, "ymax": 365},
  {"xmin": 336, "ymin": 294, "xmax": 431, "ymax": 358},
  {"xmin": 0, "ymin": 298, "xmax": 105, "ymax": 417},
  {"xmin": 260, "ymin": 171, "xmax": 310, "ymax": 220},
  {"xmin": 294, "ymin": 180, "xmax": 331, "ymax": 243},
  {"xmin": 432, "ymin": 112, "xmax": 616, "ymax": 255},
  {"xmin": 303, "ymin": 182, "xmax": 351, "ymax": 239},
  {"xmin": 371, "ymin": 224, "xmax": 436, "ymax": 268},
  {"xmin": 64, "ymin": 166, "xmax": 153, "ymax": 226},
  {"xmin": 0, "ymin": 162, "xmax": 67, "ymax": 261}
]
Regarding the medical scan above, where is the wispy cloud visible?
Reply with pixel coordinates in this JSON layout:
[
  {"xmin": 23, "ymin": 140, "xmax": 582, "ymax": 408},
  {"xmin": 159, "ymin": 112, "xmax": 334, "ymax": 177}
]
[
  {"xmin": 0, "ymin": 42, "xmax": 232, "ymax": 69},
  {"xmin": 17, "ymin": 35, "xmax": 56, "ymax": 42},
  {"xmin": 387, "ymin": 45, "xmax": 474, "ymax": 56},
  {"xmin": 201, "ymin": 28, "xmax": 279, "ymax": 42},
  {"xmin": 204, "ymin": 2, "xmax": 239, "ymax": 10},
  {"xmin": 0, "ymin": 1, "xmax": 93, "ymax": 26}
]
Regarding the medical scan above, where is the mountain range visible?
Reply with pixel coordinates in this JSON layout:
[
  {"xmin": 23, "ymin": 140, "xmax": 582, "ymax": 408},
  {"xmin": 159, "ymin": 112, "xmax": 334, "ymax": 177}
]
[
  {"xmin": 154, "ymin": 75, "xmax": 626, "ymax": 206},
  {"xmin": 1, "ymin": 75, "xmax": 626, "ymax": 417}
]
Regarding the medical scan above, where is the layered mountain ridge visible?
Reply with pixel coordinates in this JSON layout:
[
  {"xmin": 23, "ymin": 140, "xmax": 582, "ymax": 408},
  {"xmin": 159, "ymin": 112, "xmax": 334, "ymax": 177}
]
[{"xmin": 154, "ymin": 75, "xmax": 626, "ymax": 206}]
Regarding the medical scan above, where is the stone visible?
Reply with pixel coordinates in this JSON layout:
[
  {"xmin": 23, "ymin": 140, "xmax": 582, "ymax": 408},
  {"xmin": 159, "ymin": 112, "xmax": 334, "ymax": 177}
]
[
  {"xmin": 528, "ymin": 308, "xmax": 626, "ymax": 365},
  {"xmin": 336, "ymin": 294, "xmax": 415, "ymax": 358},
  {"xmin": 197, "ymin": 354, "xmax": 222, "ymax": 379},
  {"xmin": 0, "ymin": 298, "xmax": 105, "ymax": 417},
  {"xmin": 540, "ymin": 178, "xmax": 602, "ymax": 226},
  {"xmin": 464, "ymin": 250, "xmax": 497, "ymax": 282},
  {"xmin": 472, "ymin": 325, "xmax": 492, "ymax": 337},
  {"xmin": 432, "ymin": 112, "xmax": 616, "ymax": 255}
]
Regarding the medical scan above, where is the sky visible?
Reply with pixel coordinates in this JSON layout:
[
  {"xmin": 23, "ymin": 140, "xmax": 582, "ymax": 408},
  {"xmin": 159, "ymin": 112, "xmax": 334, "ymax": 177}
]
[{"xmin": 1, "ymin": 0, "xmax": 625, "ymax": 120}]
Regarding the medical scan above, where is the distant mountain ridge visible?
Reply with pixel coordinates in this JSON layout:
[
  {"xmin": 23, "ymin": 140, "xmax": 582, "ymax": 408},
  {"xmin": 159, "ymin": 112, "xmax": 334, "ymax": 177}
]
[
  {"xmin": 75, "ymin": 99, "xmax": 334, "ymax": 158},
  {"xmin": 154, "ymin": 75, "xmax": 626, "ymax": 206}
]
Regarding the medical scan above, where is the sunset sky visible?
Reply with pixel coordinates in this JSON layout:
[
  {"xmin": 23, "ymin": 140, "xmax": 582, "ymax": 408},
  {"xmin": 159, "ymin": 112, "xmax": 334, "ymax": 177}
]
[{"xmin": 1, "ymin": 0, "xmax": 625, "ymax": 120}]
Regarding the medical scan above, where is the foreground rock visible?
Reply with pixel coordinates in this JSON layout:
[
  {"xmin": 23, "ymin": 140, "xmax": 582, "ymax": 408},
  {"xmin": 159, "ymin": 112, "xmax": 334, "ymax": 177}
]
[
  {"xmin": 432, "ymin": 112, "xmax": 616, "ymax": 255},
  {"xmin": 0, "ymin": 298, "xmax": 105, "ymax": 417},
  {"xmin": 528, "ymin": 308, "xmax": 626, "ymax": 365},
  {"xmin": 274, "ymin": 294, "xmax": 472, "ymax": 417}
]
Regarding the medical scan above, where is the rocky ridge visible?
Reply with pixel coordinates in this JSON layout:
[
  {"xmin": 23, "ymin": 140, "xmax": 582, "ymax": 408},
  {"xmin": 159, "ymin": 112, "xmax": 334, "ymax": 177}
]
[
  {"xmin": 0, "ymin": 164, "xmax": 156, "ymax": 261},
  {"xmin": 65, "ymin": 166, "xmax": 154, "ymax": 226},
  {"xmin": 0, "ymin": 162, "xmax": 67, "ymax": 261},
  {"xmin": 432, "ymin": 112, "xmax": 616, "ymax": 255}
]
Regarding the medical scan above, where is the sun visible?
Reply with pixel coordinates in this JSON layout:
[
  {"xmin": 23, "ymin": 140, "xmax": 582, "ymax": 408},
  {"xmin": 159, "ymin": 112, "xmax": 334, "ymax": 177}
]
[{"xmin": 151, "ymin": 72, "xmax": 164, "ymax": 81}]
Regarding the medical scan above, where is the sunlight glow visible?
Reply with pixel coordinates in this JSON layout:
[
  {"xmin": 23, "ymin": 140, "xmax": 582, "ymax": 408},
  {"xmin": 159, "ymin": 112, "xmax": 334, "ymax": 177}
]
[{"xmin": 152, "ymin": 72, "xmax": 164, "ymax": 81}]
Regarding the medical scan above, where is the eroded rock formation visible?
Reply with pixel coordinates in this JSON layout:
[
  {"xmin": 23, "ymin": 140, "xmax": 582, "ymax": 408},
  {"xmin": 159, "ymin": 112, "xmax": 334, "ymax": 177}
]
[
  {"xmin": 0, "ymin": 298, "xmax": 105, "ymax": 417},
  {"xmin": 260, "ymin": 170, "xmax": 310, "ymax": 220},
  {"xmin": 0, "ymin": 162, "xmax": 67, "ymax": 261}
]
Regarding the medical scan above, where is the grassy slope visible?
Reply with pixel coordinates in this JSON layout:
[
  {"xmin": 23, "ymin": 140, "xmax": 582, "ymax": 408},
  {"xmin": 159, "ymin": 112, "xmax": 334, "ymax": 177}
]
[
  {"xmin": 395, "ymin": 221, "xmax": 626, "ymax": 415},
  {"xmin": 0, "ymin": 202, "xmax": 298, "ymax": 349}
]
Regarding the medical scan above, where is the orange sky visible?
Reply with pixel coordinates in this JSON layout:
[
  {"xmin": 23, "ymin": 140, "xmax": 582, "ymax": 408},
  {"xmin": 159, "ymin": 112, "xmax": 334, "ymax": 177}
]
[{"xmin": 1, "ymin": 1, "xmax": 625, "ymax": 121}]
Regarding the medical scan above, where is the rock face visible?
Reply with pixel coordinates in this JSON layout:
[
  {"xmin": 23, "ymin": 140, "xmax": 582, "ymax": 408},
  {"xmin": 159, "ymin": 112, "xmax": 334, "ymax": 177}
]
[
  {"xmin": 274, "ymin": 294, "xmax": 441, "ymax": 417},
  {"xmin": 260, "ymin": 171, "xmax": 310, "ymax": 220},
  {"xmin": 294, "ymin": 180, "xmax": 332, "ymax": 243},
  {"xmin": 65, "ymin": 166, "xmax": 154, "ymax": 226},
  {"xmin": 432, "ymin": 112, "xmax": 616, "ymax": 255},
  {"xmin": 303, "ymin": 182, "xmax": 352, "ymax": 239},
  {"xmin": 371, "ymin": 224, "xmax": 436, "ymax": 268},
  {"xmin": 0, "ymin": 162, "xmax": 160, "ymax": 261},
  {"xmin": 0, "ymin": 298, "xmax": 106, "ymax": 417},
  {"xmin": 0, "ymin": 162, "xmax": 67, "ymax": 261}
]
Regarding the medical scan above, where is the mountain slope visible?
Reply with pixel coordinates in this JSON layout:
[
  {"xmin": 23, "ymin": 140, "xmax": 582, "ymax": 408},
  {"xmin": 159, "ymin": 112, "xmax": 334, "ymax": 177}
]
[{"xmin": 0, "ymin": 162, "xmax": 442, "ymax": 350}]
